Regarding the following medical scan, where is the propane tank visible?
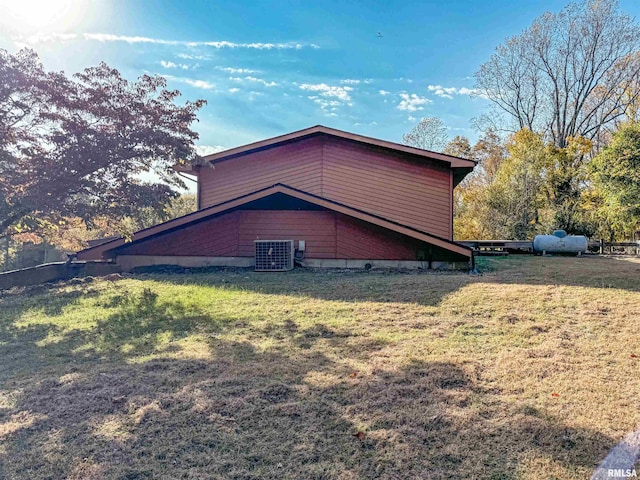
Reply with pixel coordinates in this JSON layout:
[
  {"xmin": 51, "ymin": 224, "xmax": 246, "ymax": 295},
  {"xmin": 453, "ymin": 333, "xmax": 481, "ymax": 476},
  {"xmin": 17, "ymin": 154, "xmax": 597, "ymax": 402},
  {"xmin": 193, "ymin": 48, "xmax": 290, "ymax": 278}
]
[{"xmin": 533, "ymin": 230, "xmax": 588, "ymax": 254}]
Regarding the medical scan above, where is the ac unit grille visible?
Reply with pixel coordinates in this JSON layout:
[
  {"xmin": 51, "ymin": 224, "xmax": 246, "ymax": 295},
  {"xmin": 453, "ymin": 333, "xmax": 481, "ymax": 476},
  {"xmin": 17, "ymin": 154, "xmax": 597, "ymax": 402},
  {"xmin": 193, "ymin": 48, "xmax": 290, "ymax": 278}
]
[{"xmin": 255, "ymin": 240, "xmax": 294, "ymax": 271}]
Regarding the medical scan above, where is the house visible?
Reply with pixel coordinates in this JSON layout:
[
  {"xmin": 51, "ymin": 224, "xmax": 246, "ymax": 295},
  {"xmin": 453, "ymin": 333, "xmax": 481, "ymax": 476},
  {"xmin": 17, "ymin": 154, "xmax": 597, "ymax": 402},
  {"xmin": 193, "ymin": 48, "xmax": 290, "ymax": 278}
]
[{"xmin": 77, "ymin": 125, "xmax": 476, "ymax": 270}]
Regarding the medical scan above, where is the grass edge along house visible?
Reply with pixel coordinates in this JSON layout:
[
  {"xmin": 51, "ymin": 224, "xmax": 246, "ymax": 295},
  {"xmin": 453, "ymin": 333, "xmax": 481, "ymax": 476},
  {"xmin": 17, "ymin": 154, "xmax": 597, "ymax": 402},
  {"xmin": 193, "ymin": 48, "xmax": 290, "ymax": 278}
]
[{"xmin": 77, "ymin": 126, "xmax": 476, "ymax": 271}]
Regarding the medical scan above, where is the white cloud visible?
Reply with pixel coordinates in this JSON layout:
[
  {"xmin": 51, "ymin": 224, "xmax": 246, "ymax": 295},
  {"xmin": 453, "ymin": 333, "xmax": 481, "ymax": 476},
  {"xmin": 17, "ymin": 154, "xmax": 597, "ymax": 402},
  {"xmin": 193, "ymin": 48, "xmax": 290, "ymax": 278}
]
[
  {"xmin": 185, "ymin": 79, "xmax": 215, "ymax": 90},
  {"xmin": 299, "ymin": 83, "xmax": 355, "ymax": 115},
  {"xmin": 228, "ymin": 87, "xmax": 240, "ymax": 93},
  {"xmin": 229, "ymin": 76, "xmax": 278, "ymax": 87},
  {"xmin": 13, "ymin": 32, "xmax": 75, "ymax": 47},
  {"xmin": 396, "ymin": 93, "xmax": 431, "ymax": 112},
  {"xmin": 306, "ymin": 98, "xmax": 351, "ymax": 115},
  {"xmin": 299, "ymin": 83, "xmax": 353, "ymax": 102},
  {"xmin": 218, "ymin": 67, "xmax": 258, "ymax": 74},
  {"xmin": 427, "ymin": 84, "xmax": 488, "ymax": 99},
  {"xmin": 177, "ymin": 53, "xmax": 210, "ymax": 60},
  {"xmin": 379, "ymin": 89, "xmax": 390, "ymax": 96},
  {"xmin": 196, "ymin": 145, "xmax": 226, "ymax": 156},
  {"xmin": 427, "ymin": 84, "xmax": 457, "ymax": 99},
  {"xmin": 340, "ymin": 79, "xmax": 360, "ymax": 85},
  {"xmin": 459, "ymin": 87, "xmax": 488, "ymax": 98},
  {"xmin": 308, "ymin": 96, "xmax": 340, "ymax": 108},
  {"xmin": 18, "ymin": 32, "xmax": 319, "ymax": 50},
  {"xmin": 160, "ymin": 60, "xmax": 189, "ymax": 70},
  {"xmin": 165, "ymin": 75, "xmax": 215, "ymax": 90}
]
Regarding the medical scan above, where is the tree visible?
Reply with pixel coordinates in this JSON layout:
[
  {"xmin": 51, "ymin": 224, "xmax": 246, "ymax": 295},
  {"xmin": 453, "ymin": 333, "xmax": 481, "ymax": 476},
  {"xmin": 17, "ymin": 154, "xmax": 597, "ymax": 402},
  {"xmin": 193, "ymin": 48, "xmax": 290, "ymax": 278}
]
[
  {"xmin": 453, "ymin": 174, "xmax": 493, "ymax": 240},
  {"xmin": 453, "ymin": 131, "xmax": 507, "ymax": 240},
  {"xmin": 470, "ymin": 130, "xmax": 506, "ymax": 181},
  {"xmin": 541, "ymin": 136, "xmax": 594, "ymax": 234},
  {"xmin": 119, "ymin": 193, "xmax": 197, "ymax": 238},
  {"xmin": 0, "ymin": 48, "xmax": 205, "ymax": 239},
  {"xmin": 443, "ymin": 135, "xmax": 472, "ymax": 158},
  {"xmin": 402, "ymin": 117, "xmax": 448, "ymax": 152},
  {"xmin": 0, "ymin": 192, "xmax": 198, "ymax": 271},
  {"xmin": 484, "ymin": 129, "xmax": 548, "ymax": 239},
  {"xmin": 475, "ymin": 0, "xmax": 640, "ymax": 148},
  {"xmin": 590, "ymin": 121, "xmax": 640, "ymax": 239}
]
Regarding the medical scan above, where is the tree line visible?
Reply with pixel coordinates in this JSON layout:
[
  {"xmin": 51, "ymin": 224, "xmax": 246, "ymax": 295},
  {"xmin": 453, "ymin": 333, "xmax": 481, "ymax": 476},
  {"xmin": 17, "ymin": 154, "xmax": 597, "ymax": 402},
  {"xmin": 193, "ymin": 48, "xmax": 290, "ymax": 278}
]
[{"xmin": 404, "ymin": 0, "xmax": 640, "ymax": 241}]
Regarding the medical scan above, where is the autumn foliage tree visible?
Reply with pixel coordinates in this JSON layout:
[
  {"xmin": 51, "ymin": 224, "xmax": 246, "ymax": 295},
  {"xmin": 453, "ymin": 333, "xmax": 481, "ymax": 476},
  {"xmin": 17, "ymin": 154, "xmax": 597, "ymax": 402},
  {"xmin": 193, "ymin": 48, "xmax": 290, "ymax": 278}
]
[
  {"xmin": 443, "ymin": 136, "xmax": 472, "ymax": 159},
  {"xmin": 0, "ymin": 48, "xmax": 205, "ymax": 240},
  {"xmin": 454, "ymin": 129, "xmax": 595, "ymax": 240},
  {"xmin": 589, "ymin": 121, "xmax": 640, "ymax": 239},
  {"xmin": 453, "ymin": 131, "xmax": 507, "ymax": 239},
  {"xmin": 461, "ymin": 0, "xmax": 640, "ymax": 240}
]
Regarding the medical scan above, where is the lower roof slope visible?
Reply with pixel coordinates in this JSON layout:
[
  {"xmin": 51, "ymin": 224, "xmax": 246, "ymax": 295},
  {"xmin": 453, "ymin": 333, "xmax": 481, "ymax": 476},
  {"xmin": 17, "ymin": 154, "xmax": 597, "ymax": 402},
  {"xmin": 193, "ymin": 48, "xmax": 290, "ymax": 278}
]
[{"xmin": 76, "ymin": 183, "xmax": 472, "ymax": 261}]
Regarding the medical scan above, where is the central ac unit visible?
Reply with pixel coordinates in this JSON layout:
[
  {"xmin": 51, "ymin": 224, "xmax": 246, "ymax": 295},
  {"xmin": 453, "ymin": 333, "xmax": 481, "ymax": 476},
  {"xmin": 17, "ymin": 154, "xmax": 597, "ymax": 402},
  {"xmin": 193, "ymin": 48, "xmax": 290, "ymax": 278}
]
[{"xmin": 254, "ymin": 240, "xmax": 294, "ymax": 271}]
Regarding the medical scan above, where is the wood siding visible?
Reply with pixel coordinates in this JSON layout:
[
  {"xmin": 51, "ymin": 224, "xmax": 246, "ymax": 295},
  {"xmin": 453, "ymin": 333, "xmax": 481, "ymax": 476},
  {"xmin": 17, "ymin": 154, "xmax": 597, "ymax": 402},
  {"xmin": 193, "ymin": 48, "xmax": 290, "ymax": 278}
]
[
  {"xmin": 237, "ymin": 211, "xmax": 336, "ymax": 258},
  {"xmin": 336, "ymin": 216, "xmax": 420, "ymax": 260},
  {"xmin": 198, "ymin": 135, "xmax": 452, "ymax": 239},
  {"xmin": 116, "ymin": 212, "xmax": 241, "ymax": 257},
  {"xmin": 115, "ymin": 209, "xmax": 421, "ymax": 261},
  {"xmin": 199, "ymin": 136, "xmax": 324, "ymax": 209},
  {"xmin": 321, "ymin": 138, "xmax": 451, "ymax": 239}
]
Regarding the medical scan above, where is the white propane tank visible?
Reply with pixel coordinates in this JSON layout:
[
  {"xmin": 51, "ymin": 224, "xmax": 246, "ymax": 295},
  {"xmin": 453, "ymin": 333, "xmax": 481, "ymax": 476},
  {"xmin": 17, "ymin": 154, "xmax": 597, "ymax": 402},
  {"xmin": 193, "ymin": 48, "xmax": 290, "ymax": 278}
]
[{"xmin": 533, "ymin": 230, "xmax": 588, "ymax": 254}]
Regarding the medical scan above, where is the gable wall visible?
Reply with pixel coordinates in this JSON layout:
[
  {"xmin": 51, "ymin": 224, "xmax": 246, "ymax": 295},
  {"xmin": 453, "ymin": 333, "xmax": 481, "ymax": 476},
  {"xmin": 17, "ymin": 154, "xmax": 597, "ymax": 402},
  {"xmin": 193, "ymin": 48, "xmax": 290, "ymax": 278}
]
[
  {"xmin": 198, "ymin": 136, "xmax": 324, "ymax": 209},
  {"xmin": 198, "ymin": 135, "xmax": 452, "ymax": 239},
  {"xmin": 321, "ymin": 138, "xmax": 452, "ymax": 238}
]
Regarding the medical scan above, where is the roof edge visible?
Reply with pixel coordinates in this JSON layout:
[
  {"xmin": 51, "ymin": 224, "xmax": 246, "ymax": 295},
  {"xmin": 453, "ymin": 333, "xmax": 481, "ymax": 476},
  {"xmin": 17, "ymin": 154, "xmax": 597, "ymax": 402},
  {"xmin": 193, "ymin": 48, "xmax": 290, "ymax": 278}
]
[{"xmin": 202, "ymin": 125, "xmax": 477, "ymax": 169}]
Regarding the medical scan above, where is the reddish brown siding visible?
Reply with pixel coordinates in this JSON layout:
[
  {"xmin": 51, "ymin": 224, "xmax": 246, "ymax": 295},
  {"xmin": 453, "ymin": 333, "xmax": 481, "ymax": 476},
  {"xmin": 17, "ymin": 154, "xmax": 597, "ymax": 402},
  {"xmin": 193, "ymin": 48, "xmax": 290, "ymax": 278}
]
[
  {"xmin": 199, "ymin": 136, "xmax": 324, "ymax": 209},
  {"xmin": 322, "ymin": 138, "xmax": 451, "ymax": 238},
  {"xmin": 114, "ymin": 209, "xmax": 421, "ymax": 261},
  {"xmin": 336, "ymin": 216, "xmax": 419, "ymax": 260},
  {"xmin": 237, "ymin": 210, "xmax": 336, "ymax": 258},
  {"xmin": 116, "ymin": 212, "xmax": 241, "ymax": 257},
  {"xmin": 198, "ymin": 135, "xmax": 452, "ymax": 239}
]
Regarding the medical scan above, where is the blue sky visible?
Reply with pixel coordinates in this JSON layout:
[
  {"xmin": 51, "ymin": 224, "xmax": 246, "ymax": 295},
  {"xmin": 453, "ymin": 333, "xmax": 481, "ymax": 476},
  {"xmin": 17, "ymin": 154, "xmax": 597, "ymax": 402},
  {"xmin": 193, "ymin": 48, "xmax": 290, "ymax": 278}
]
[{"xmin": 2, "ymin": 0, "xmax": 640, "ymax": 155}]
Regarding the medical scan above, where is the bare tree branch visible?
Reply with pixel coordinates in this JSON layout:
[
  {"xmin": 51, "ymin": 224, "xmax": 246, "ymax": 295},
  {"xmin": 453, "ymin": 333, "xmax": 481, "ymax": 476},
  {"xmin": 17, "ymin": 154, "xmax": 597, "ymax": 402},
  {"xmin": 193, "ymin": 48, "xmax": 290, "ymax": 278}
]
[{"xmin": 475, "ymin": 0, "xmax": 640, "ymax": 148}]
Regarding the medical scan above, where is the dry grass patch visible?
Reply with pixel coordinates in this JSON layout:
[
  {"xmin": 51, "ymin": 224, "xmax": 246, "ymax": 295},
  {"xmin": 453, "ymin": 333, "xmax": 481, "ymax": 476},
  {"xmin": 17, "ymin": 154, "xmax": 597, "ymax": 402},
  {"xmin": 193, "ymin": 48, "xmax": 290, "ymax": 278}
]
[{"xmin": 0, "ymin": 256, "xmax": 639, "ymax": 479}]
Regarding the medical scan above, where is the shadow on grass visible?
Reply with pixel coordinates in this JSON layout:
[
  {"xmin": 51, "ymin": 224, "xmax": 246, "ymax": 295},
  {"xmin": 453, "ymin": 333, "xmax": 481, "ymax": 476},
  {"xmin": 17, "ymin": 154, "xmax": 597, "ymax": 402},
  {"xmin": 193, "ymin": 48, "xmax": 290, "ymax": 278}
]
[
  {"xmin": 131, "ymin": 255, "xmax": 640, "ymax": 309},
  {"xmin": 476, "ymin": 255, "xmax": 640, "ymax": 293},
  {"xmin": 0, "ymin": 287, "xmax": 619, "ymax": 479},
  {"xmin": 0, "ymin": 342, "xmax": 616, "ymax": 479},
  {"xmin": 0, "ymin": 268, "xmax": 631, "ymax": 478},
  {"xmin": 0, "ymin": 286, "xmax": 229, "ymax": 383},
  {"xmin": 136, "ymin": 267, "xmax": 475, "ymax": 307},
  {"xmin": 0, "ymin": 282, "xmax": 102, "ymax": 323},
  {"xmin": 93, "ymin": 287, "xmax": 226, "ymax": 357}
]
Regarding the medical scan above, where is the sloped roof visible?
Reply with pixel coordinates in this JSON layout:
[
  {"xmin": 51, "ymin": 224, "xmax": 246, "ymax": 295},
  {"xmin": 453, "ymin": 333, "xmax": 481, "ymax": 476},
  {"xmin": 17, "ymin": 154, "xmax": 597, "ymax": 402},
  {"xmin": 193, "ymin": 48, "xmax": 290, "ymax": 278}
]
[
  {"xmin": 201, "ymin": 125, "xmax": 476, "ymax": 169},
  {"xmin": 76, "ymin": 183, "xmax": 472, "ymax": 260}
]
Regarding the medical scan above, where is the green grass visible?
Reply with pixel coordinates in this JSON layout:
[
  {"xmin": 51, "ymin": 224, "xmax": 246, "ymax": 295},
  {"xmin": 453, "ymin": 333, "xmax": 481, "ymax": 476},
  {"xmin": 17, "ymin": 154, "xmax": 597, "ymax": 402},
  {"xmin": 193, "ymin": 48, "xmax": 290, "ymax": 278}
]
[{"xmin": 1, "ymin": 256, "xmax": 639, "ymax": 479}]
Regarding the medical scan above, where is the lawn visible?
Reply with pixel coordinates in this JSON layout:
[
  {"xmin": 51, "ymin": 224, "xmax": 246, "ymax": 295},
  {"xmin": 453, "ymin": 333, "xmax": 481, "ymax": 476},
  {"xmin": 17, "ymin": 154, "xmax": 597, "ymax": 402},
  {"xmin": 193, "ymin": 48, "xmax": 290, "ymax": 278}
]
[{"xmin": 0, "ymin": 256, "xmax": 639, "ymax": 479}]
